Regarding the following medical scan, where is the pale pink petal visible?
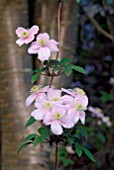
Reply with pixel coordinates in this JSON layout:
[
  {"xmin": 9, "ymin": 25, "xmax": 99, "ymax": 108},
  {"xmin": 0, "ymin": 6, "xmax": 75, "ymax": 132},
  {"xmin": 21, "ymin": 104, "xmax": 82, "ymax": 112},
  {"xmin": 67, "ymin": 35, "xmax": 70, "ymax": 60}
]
[
  {"xmin": 31, "ymin": 109, "xmax": 44, "ymax": 120},
  {"xmin": 16, "ymin": 27, "xmax": 26, "ymax": 37},
  {"xmin": 51, "ymin": 120, "xmax": 63, "ymax": 135},
  {"xmin": 36, "ymin": 93, "xmax": 47, "ymax": 101},
  {"xmin": 74, "ymin": 95, "xmax": 88, "ymax": 109},
  {"xmin": 28, "ymin": 42, "xmax": 40, "ymax": 54},
  {"xmin": 79, "ymin": 111, "xmax": 86, "ymax": 124},
  {"xmin": 46, "ymin": 39, "xmax": 59, "ymax": 51},
  {"xmin": 43, "ymin": 112, "xmax": 54, "ymax": 125},
  {"xmin": 61, "ymin": 114, "xmax": 74, "ymax": 128},
  {"xmin": 25, "ymin": 93, "xmax": 37, "ymax": 107},
  {"xmin": 47, "ymin": 89, "xmax": 61, "ymax": 100},
  {"xmin": 37, "ymin": 33, "xmax": 50, "ymax": 42},
  {"xmin": 74, "ymin": 111, "xmax": 80, "ymax": 124},
  {"xmin": 16, "ymin": 39, "xmax": 25, "ymax": 46},
  {"xmin": 52, "ymin": 106, "xmax": 66, "ymax": 117},
  {"xmin": 35, "ymin": 101, "xmax": 42, "ymax": 109},
  {"xmin": 68, "ymin": 109, "xmax": 80, "ymax": 124},
  {"xmin": 61, "ymin": 88, "xmax": 74, "ymax": 96},
  {"xmin": 24, "ymin": 36, "xmax": 34, "ymax": 44},
  {"xmin": 29, "ymin": 25, "xmax": 39, "ymax": 35},
  {"xmin": 61, "ymin": 95, "xmax": 73, "ymax": 104},
  {"xmin": 38, "ymin": 47, "xmax": 51, "ymax": 61}
]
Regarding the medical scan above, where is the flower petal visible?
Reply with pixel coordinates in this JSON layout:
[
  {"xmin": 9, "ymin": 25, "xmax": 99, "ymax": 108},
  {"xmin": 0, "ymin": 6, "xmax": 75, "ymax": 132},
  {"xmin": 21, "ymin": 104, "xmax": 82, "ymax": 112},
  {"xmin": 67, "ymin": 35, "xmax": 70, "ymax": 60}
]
[
  {"xmin": 46, "ymin": 39, "xmax": 59, "ymax": 51},
  {"xmin": 38, "ymin": 47, "xmax": 51, "ymax": 61},
  {"xmin": 29, "ymin": 25, "xmax": 39, "ymax": 35},
  {"xmin": 61, "ymin": 114, "xmax": 74, "ymax": 128},
  {"xmin": 16, "ymin": 39, "xmax": 24, "ymax": 46},
  {"xmin": 15, "ymin": 27, "xmax": 26, "ymax": 37},
  {"xmin": 25, "ymin": 93, "xmax": 36, "ymax": 107},
  {"xmin": 28, "ymin": 42, "xmax": 40, "ymax": 54},
  {"xmin": 79, "ymin": 111, "xmax": 86, "ymax": 124},
  {"xmin": 51, "ymin": 120, "xmax": 63, "ymax": 135},
  {"xmin": 31, "ymin": 109, "xmax": 44, "ymax": 120},
  {"xmin": 37, "ymin": 33, "xmax": 50, "ymax": 42},
  {"xmin": 24, "ymin": 36, "xmax": 34, "ymax": 44}
]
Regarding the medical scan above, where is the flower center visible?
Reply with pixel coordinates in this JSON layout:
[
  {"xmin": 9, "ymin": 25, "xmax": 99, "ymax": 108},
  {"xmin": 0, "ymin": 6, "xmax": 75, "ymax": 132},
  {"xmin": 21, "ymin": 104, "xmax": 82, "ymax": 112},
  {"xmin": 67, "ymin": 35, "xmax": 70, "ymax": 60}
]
[
  {"xmin": 43, "ymin": 101, "xmax": 51, "ymax": 109},
  {"xmin": 52, "ymin": 97, "xmax": 60, "ymax": 101},
  {"xmin": 22, "ymin": 31, "xmax": 28, "ymax": 38},
  {"xmin": 30, "ymin": 85, "xmax": 39, "ymax": 93},
  {"xmin": 39, "ymin": 39, "xmax": 46, "ymax": 46},
  {"xmin": 55, "ymin": 112, "xmax": 61, "ymax": 119},
  {"xmin": 75, "ymin": 103, "xmax": 83, "ymax": 110},
  {"xmin": 74, "ymin": 88, "xmax": 85, "ymax": 95}
]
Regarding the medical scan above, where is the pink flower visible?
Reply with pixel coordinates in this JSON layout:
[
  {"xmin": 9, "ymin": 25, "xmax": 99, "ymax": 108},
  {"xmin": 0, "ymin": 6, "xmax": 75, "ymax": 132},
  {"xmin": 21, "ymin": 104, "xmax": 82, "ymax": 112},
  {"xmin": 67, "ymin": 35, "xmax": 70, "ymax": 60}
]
[
  {"xmin": 68, "ymin": 95, "xmax": 88, "ymax": 124},
  {"xmin": 25, "ymin": 85, "xmax": 50, "ymax": 107},
  {"xmin": 28, "ymin": 33, "xmax": 59, "ymax": 61},
  {"xmin": 43, "ymin": 106, "xmax": 74, "ymax": 135},
  {"xmin": 16, "ymin": 25, "xmax": 39, "ymax": 46},
  {"xmin": 62, "ymin": 87, "xmax": 86, "ymax": 97}
]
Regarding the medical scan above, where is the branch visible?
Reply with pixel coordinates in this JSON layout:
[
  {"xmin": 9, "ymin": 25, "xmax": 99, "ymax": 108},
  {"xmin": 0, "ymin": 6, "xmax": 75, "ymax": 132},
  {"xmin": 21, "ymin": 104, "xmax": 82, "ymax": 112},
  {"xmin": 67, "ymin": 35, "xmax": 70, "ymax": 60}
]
[
  {"xmin": 80, "ymin": 4, "xmax": 114, "ymax": 43},
  {"xmin": 87, "ymin": 14, "xmax": 114, "ymax": 42}
]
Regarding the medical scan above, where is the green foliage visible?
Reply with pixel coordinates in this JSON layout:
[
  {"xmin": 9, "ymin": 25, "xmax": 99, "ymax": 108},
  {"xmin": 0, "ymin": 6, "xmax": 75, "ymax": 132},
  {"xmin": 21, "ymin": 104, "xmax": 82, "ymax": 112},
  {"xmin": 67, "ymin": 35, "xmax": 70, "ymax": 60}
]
[
  {"xmin": 24, "ymin": 134, "xmax": 38, "ymax": 142},
  {"xmin": 25, "ymin": 117, "xmax": 36, "ymax": 128},
  {"xmin": 83, "ymin": 147, "xmax": 96, "ymax": 162},
  {"xmin": 32, "ymin": 72, "xmax": 40, "ymax": 84},
  {"xmin": 100, "ymin": 91, "xmax": 114, "ymax": 103},
  {"xmin": 76, "ymin": 146, "xmax": 82, "ymax": 157},
  {"xmin": 58, "ymin": 146, "xmax": 73, "ymax": 167},
  {"xmin": 71, "ymin": 65, "xmax": 86, "ymax": 74},
  {"xmin": 34, "ymin": 126, "xmax": 50, "ymax": 146},
  {"xmin": 18, "ymin": 141, "xmax": 33, "ymax": 153}
]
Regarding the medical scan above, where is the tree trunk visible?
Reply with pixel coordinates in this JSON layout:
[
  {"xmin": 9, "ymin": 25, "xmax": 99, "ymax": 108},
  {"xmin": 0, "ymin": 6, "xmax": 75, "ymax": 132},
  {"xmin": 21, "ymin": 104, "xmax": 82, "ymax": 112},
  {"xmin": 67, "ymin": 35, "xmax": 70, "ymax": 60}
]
[
  {"xmin": 34, "ymin": 0, "xmax": 79, "ymax": 88},
  {"xmin": 0, "ymin": 1, "xmax": 49, "ymax": 170}
]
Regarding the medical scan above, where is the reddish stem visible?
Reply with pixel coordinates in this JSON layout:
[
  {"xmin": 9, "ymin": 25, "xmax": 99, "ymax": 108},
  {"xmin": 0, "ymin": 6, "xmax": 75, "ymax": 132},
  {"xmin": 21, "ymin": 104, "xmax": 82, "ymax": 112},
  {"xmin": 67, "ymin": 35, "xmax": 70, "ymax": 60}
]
[{"xmin": 49, "ymin": 2, "xmax": 62, "ymax": 88}]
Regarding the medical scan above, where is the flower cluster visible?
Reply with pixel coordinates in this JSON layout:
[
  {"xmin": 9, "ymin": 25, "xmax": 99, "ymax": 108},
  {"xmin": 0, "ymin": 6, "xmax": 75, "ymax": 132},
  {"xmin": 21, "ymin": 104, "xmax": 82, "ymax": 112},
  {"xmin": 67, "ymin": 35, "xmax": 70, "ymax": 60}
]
[
  {"xmin": 25, "ymin": 85, "xmax": 88, "ymax": 135},
  {"xmin": 16, "ymin": 25, "xmax": 59, "ymax": 61}
]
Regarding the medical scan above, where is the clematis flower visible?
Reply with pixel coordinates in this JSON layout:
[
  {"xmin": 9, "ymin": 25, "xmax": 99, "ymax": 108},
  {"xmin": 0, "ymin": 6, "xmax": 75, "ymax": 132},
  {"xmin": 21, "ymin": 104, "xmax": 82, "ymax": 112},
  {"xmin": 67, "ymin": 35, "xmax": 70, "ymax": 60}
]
[
  {"xmin": 43, "ymin": 106, "xmax": 74, "ymax": 135},
  {"xmin": 25, "ymin": 85, "xmax": 51, "ymax": 107},
  {"xmin": 28, "ymin": 33, "xmax": 59, "ymax": 61},
  {"xmin": 16, "ymin": 25, "xmax": 39, "ymax": 46},
  {"xmin": 62, "ymin": 87, "xmax": 86, "ymax": 97},
  {"xmin": 68, "ymin": 95, "xmax": 88, "ymax": 124}
]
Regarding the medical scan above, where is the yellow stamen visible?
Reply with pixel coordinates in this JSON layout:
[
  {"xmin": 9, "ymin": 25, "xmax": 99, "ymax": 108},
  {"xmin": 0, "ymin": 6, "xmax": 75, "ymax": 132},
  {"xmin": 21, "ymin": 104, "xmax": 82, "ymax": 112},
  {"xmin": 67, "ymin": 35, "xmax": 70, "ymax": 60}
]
[
  {"xmin": 75, "ymin": 103, "xmax": 83, "ymax": 110},
  {"xmin": 52, "ymin": 97, "xmax": 59, "ymax": 101},
  {"xmin": 23, "ymin": 31, "xmax": 28, "ymax": 37},
  {"xmin": 43, "ymin": 101, "xmax": 51, "ymax": 109},
  {"xmin": 39, "ymin": 39, "xmax": 46, "ymax": 46},
  {"xmin": 30, "ymin": 85, "xmax": 39, "ymax": 93},
  {"xmin": 55, "ymin": 113, "xmax": 61, "ymax": 119},
  {"xmin": 74, "ymin": 88, "xmax": 85, "ymax": 95}
]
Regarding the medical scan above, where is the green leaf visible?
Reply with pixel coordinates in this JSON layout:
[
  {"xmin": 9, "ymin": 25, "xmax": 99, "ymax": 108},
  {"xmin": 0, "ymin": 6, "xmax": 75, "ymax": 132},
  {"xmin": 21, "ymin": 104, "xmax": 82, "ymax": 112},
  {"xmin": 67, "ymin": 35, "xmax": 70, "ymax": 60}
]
[
  {"xmin": 33, "ymin": 136, "xmax": 44, "ymax": 146},
  {"xmin": 83, "ymin": 147, "xmax": 96, "ymax": 162},
  {"xmin": 18, "ymin": 142, "xmax": 33, "ymax": 153},
  {"xmin": 38, "ymin": 126, "xmax": 50, "ymax": 139},
  {"xmin": 71, "ymin": 65, "xmax": 86, "ymax": 74},
  {"xmin": 33, "ymin": 68, "xmax": 41, "ymax": 73},
  {"xmin": 63, "ymin": 66, "xmax": 72, "ymax": 76},
  {"xmin": 61, "ymin": 58, "xmax": 72, "ymax": 63},
  {"xmin": 97, "ymin": 133, "xmax": 106, "ymax": 143},
  {"xmin": 31, "ymin": 73, "xmax": 40, "ymax": 84},
  {"xmin": 25, "ymin": 117, "xmax": 36, "ymax": 128},
  {"xmin": 77, "ymin": 126, "xmax": 88, "ymax": 139},
  {"xmin": 24, "ymin": 134, "xmax": 38, "ymax": 142},
  {"xmin": 76, "ymin": 146, "xmax": 82, "ymax": 157}
]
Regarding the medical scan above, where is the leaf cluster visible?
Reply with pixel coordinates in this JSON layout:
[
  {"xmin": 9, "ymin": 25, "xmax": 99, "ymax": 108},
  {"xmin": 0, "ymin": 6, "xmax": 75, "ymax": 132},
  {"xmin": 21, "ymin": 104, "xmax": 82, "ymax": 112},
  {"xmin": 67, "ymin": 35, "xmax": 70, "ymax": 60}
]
[{"xmin": 31, "ymin": 58, "xmax": 86, "ymax": 83}]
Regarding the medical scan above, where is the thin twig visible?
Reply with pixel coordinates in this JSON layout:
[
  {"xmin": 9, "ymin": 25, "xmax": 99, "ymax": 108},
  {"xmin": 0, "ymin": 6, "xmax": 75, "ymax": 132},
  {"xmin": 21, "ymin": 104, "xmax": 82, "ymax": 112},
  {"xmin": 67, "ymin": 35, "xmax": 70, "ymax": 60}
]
[{"xmin": 53, "ymin": 143, "xmax": 58, "ymax": 170}]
